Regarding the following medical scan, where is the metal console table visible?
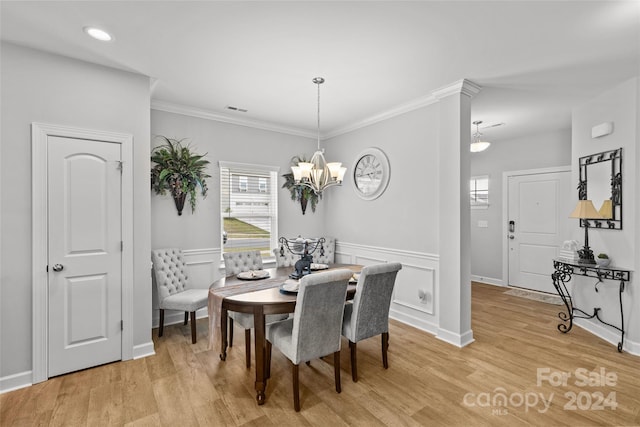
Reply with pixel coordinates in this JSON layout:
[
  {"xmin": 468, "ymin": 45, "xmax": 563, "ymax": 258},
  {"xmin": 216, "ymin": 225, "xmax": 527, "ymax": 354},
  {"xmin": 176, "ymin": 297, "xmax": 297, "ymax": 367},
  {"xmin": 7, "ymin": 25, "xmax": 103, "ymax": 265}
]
[{"xmin": 552, "ymin": 259, "xmax": 631, "ymax": 352}]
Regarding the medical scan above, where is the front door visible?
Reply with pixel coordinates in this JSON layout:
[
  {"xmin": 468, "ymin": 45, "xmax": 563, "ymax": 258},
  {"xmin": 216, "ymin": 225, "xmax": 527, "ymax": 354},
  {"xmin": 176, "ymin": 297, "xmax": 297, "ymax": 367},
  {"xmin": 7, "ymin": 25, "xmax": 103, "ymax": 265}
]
[
  {"xmin": 507, "ymin": 170, "xmax": 572, "ymax": 293},
  {"xmin": 47, "ymin": 136, "xmax": 122, "ymax": 377}
]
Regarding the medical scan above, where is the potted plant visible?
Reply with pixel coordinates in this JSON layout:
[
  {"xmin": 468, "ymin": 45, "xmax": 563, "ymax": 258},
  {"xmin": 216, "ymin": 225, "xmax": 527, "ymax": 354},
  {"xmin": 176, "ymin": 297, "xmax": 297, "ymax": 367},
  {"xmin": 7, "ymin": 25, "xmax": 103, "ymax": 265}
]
[
  {"xmin": 596, "ymin": 253, "xmax": 611, "ymax": 267},
  {"xmin": 151, "ymin": 136, "xmax": 211, "ymax": 215},
  {"xmin": 281, "ymin": 155, "xmax": 321, "ymax": 215}
]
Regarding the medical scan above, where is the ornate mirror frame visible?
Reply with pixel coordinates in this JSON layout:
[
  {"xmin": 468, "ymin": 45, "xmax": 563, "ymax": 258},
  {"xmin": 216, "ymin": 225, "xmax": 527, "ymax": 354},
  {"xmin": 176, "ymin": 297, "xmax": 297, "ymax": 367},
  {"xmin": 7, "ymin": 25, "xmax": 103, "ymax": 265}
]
[{"xmin": 578, "ymin": 147, "xmax": 622, "ymax": 230}]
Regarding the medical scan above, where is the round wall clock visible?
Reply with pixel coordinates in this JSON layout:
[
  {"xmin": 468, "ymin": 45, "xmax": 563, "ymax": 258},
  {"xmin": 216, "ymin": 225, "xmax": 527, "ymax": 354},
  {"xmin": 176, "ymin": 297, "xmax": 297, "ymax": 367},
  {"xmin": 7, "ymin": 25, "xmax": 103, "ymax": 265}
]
[{"xmin": 352, "ymin": 147, "xmax": 390, "ymax": 200}]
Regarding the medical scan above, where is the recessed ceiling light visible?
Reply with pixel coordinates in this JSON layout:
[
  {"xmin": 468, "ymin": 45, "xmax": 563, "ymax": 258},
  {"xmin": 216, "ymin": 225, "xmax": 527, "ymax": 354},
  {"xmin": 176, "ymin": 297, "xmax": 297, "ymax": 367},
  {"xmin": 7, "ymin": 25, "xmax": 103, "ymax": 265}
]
[{"xmin": 83, "ymin": 26, "xmax": 113, "ymax": 42}]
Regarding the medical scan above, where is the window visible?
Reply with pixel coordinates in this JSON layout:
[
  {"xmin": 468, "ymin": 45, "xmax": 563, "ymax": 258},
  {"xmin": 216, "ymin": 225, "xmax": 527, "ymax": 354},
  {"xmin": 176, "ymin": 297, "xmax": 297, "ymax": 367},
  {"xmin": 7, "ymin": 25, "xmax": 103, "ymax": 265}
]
[
  {"xmin": 220, "ymin": 161, "xmax": 279, "ymax": 260},
  {"xmin": 238, "ymin": 175, "xmax": 248, "ymax": 192},
  {"xmin": 470, "ymin": 175, "xmax": 489, "ymax": 208}
]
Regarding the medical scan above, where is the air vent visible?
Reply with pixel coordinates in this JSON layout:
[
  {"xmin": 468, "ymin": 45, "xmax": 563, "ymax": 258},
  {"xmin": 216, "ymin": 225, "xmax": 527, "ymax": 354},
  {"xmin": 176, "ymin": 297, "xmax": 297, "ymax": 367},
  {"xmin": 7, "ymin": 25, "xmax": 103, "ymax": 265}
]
[{"xmin": 226, "ymin": 105, "xmax": 248, "ymax": 113}]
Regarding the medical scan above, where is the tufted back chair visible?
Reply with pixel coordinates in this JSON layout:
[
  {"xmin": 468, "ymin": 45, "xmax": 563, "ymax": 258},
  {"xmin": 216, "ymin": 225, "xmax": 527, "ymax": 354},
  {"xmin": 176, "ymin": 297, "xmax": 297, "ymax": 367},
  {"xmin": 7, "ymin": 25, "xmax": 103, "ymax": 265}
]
[
  {"xmin": 273, "ymin": 247, "xmax": 298, "ymax": 267},
  {"xmin": 153, "ymin": 248, "xmax": 190, "ymax": 306},
  {"xmin": 313, "ymin": 236, "xmax": 336, "ymax": 264},
  {"xmin": 151, "ymin": 248, "xmax": 209, "ymax": 344},
  {"xmin": 223, "ymin": 250, "xmax": 263, "ymax": 276}
]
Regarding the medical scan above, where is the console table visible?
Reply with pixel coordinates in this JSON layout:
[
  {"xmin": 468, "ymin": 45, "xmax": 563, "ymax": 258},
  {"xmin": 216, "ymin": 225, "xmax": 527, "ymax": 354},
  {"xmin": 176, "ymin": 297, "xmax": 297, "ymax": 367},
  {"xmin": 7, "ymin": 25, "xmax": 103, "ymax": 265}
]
[{"xmin": 552, "ymin": 259, "xmax": 631, "ymax": 352}]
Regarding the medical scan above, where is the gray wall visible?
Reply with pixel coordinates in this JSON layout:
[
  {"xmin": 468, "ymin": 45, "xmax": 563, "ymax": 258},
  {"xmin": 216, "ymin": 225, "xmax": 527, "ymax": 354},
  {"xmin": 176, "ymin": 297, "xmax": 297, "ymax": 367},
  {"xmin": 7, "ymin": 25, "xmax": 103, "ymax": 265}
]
[
  {"xmin": 0, "ymin": 43, "xmax": 152, "ymax": 378},
  {"xmin": 150, "ymin": 109, "xmax": 322, "ymax": 251},
  {"xmin": 323, "ymin": 105, "xmax": 440, "ymax": 254},
  {"xmin": 470, "ymin": 129, "xmax": 572, "ymax": 283},
  {"xmin": 571, "ymin": 77, "xmax": 639, "ymax": 346}
]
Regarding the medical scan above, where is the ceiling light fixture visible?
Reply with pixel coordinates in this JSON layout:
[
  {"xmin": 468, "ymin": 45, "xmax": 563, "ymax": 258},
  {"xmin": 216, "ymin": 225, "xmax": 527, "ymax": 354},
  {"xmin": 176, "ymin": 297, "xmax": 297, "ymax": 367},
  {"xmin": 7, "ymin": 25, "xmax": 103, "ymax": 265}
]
[
  {"xmin": 290, "ymin": 77, "xmax": 346, "ymax": 195},
  {"xmin": 83, "ymin": 26, "xmax": 113, "ymax": 42},
  {"xmin": 470, "ymin": 120, "xmax": 491, "ymax": 153}
]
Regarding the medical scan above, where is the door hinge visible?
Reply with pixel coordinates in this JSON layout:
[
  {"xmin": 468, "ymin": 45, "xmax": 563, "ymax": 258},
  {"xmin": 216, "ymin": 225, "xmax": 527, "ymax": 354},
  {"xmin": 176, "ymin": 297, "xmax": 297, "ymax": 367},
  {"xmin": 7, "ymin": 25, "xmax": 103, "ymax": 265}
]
[
  {"xmin": 121, "ymin": 320, "xmax": 124, "ymax": 331},
  {"xmin": 116, "ymin": 161, "xmax": 123, "ymax": 173},
  {"xmin": 46, "ymin": 265, "xmax": 49, "ymax": 272},
  {"xmin": 121, "ymin": 241, "xmax": 124, "ymax": 251}
]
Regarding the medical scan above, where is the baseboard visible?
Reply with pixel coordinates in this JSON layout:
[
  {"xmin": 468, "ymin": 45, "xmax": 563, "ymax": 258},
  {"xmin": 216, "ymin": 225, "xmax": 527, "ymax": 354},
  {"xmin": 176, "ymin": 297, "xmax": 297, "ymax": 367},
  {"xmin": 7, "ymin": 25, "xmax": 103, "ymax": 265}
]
[
  {"xmin": 390, "ymin": 309, "xmax": 439, "ymax": 336},
  {"xmin": 471, "ymin": 275, "xmax": 504, "ymax": 287},
  {"xmin": 133, "ymin": 341, "xmax": 156, "ymax": 359},
  {"xmin": 152, "ymin": 307, "xmax": 208, "ymax": 329},
  {"xmin": 436, "ymin": 328, "xmax": 475, "ymax": 348},
  {"xmin": 574, "ymin": 318, "xmax": 640, "ymax": 356},
  {"xmin": 0, "ymin": 371, "xmax": 32, "ymax": 394}
]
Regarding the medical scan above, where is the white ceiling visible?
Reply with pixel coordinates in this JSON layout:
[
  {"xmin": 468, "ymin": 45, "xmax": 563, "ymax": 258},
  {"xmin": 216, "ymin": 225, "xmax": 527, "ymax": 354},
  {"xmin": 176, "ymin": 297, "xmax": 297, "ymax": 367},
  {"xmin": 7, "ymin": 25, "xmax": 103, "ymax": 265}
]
[{"xmin": 2, "ymin": 1, "xmax": 639, "ymax": 142}]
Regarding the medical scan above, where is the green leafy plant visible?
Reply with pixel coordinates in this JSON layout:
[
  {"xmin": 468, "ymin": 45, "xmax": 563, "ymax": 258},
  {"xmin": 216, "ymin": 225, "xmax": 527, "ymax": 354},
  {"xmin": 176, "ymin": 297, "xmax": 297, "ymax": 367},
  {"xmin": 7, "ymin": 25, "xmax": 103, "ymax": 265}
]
[
  {"xmin": 597, "ymin": 253, "xmax": 609, "ymax": 259},
  {"xmin": 281, "ymin": 155, "xmax": 321, "ymax": 214},
  {"xmin": 151, "ymin": 136, "xmax": 211, "ymax": 215}
]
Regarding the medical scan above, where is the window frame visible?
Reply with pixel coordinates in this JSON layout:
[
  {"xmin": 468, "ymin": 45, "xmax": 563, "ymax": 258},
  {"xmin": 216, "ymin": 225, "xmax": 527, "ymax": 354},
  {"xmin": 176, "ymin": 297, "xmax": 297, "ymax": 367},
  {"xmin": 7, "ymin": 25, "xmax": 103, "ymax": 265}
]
[
  {"xmin": 470, "ymin": 175, "xmax": 489, "ymax": 209},
  {"xmin": 219, "ymin": 161, "xmax": 279, "ymax": 262}
]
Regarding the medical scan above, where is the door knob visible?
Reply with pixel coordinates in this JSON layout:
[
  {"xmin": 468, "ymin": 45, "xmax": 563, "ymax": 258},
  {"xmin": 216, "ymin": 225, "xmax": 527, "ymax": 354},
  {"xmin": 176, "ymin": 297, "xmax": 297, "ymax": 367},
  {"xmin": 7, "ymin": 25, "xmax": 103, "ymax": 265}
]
[
  {"xmin": 508, "ymin": 235, "xmax": 515, "ymax": 240},
  {"xmin": 52, "ymin": 264, "xmax": 64, "ymax": 272}
]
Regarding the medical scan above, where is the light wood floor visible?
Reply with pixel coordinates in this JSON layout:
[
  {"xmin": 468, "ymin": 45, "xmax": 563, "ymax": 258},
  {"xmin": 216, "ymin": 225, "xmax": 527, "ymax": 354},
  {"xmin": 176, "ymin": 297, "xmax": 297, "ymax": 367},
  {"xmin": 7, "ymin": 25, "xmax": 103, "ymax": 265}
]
[{"xmin": 2, "ymin": 282, "xmax": 639, "ymax": 426}]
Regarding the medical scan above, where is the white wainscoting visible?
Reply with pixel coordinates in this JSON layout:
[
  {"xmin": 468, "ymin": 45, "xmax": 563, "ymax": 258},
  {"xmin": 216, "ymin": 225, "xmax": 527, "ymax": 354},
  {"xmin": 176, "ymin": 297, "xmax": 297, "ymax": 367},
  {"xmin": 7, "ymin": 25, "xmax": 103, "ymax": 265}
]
[
  {"xmin": 336, "ymin": 242, "xmax": 440, "ymax": 335},
  {"xmin": 151, "ymin": 247, "xmax": 222, "ymax": 328}
]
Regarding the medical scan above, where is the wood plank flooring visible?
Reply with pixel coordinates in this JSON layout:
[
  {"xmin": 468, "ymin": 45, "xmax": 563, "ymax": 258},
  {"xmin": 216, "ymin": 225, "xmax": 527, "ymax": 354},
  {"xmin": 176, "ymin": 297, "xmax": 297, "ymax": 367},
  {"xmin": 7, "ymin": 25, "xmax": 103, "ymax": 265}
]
[{"xmin": 2, "ymin": 282, "xmax": 639, "ymax": 426}]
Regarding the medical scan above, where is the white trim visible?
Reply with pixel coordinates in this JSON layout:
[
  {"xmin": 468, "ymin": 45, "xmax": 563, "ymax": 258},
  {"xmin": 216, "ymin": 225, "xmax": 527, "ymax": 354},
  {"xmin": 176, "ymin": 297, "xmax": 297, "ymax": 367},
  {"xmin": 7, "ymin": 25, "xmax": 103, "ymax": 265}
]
[
  {"xmin": 152, "ymin": 99, "xmax": 315, "ymax": 139},
  {"xmin": 436, "ymin": 328, "xmax": 475, "ymax": 348},
  {"xmin": 0, "ymin": 371, "xmax": 32, "ymax": 394},
  {"xmin": 31, "ymin": 123, "xmax": 134, "ymax": 383},
  {"xmin": 218, "ymin": 160, "xmax": 280, "ymax": 173},
  {"xmin": 470, "ymin": 275, "xmax": 505, "ymax": 287},
  {"xmin": 337, "ymin": 241, "xmax": 439, "ymax": 261},
  {"xmin": 501, "ymin": 165, "xmax": 571, "ymax": 290},
  {"xmin": 390, "ymin": 312, "xmax": 439, "ymax": 336},
  {"xmin": 132, "ymin": 342, "xmax": 156, "ymax": 360},
  {"xmin": 151, "ymin": 80, "xmax": 480, "ymax": 141},
  {"xmin": 574, "ymin": 319, "xmax": 640, "ymax": 356}
]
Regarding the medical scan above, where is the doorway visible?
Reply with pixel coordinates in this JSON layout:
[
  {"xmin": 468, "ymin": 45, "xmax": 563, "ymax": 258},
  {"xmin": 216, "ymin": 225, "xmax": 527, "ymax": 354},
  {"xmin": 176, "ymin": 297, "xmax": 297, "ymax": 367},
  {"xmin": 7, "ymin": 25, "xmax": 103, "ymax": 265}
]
[
  {"xmin": 32, "ymin": 123, "xmax": 134, "ymax": 383},
  {"xmin": 503, "ymin": 167, "xmax": 572, "ymax": 293}
]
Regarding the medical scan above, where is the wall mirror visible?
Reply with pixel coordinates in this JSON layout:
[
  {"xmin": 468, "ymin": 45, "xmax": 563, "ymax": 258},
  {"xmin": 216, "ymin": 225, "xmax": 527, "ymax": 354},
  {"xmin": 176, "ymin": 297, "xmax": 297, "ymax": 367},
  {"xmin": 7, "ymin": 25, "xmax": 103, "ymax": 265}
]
[{"xmin": 578, "ymin": 148, "xmax": 622, "ymax": 230}]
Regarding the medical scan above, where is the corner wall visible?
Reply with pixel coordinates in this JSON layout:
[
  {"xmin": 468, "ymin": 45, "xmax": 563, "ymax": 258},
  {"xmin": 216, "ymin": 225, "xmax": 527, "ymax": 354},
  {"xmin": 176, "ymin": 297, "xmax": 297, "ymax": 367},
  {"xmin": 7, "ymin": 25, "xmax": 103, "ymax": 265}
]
[{"xmin": 0, "ymin": 43, "xmax": 152, "ymax": 390}]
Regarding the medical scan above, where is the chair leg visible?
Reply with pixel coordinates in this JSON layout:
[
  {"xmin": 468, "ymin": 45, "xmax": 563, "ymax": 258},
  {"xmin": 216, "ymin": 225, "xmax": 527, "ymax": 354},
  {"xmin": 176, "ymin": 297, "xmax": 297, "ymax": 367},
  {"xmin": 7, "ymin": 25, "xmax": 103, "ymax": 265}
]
[
  {"xmin": 349, "ymin": 340, "xmax": 358, "ymax": 382},
  {"xmin": 184, "ymin": 311, "xmax": 189, "ymax": 325},
  {"xmin": 292, "ymin": 362, "xmax": 300, "ymax": 412},
  {"xmin": 382, "ymin": 332, "xmax": 389, "ymax": 369},
  {"xmin": 244, "ymin": 329, "xmax": 251, "ymax": 369},
  {"xmin": 334, "ymin": 351, "xmax": 342, "ymax": 393},
  {"xmin": 229, "ymin": 317, "xmax": 234, "ymax": 347},
  {"xmin": 265, "ymin": 340, "xmax": 272, "ymax": 379},
  {"xmin": 190, "ymin": 312, "xmax": 197, "ymax": 344},
  {"xmin": 158, "ymin": 309, "xmax": 165, "ymax": 337}
]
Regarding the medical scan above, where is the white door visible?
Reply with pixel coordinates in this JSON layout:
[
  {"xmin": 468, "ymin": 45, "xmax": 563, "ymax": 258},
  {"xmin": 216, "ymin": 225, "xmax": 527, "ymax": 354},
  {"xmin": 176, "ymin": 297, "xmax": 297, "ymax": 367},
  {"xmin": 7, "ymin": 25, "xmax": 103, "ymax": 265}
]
[
  {"xmin": 507, "ymin": 170, "xmax": 572, "ymax": 293},
  {"xmin": 47, "ymin": 136, "xmax": 122, "ymax": 377}
]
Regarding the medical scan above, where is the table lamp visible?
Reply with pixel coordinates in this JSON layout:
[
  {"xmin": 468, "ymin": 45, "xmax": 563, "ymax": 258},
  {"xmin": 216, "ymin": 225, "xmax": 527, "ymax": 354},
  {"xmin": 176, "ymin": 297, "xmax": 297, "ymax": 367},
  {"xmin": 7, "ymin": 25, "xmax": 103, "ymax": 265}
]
[{"xmin": 569, "ymin": 200, "xmax": 603, "ymax": 264}]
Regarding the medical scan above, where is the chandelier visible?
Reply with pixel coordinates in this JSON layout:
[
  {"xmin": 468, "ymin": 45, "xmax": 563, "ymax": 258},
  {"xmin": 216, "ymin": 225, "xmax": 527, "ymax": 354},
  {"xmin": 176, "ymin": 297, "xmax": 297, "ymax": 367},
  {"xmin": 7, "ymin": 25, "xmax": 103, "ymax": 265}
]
[
  {"xmin": 470, "ymin": 120, "xmax": 491, "ymax": 153},
  {"xmin": 290, "ymin": 77, "xmax": 346, "ymax": 194}
]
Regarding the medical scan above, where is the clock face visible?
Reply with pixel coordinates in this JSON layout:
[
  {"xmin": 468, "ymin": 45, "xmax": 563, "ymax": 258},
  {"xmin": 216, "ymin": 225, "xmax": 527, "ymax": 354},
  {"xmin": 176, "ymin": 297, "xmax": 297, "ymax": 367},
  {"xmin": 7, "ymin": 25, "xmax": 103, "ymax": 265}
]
[{"xmin": 352, "ymin": 148, "xmax": 390, "ymax": 200}]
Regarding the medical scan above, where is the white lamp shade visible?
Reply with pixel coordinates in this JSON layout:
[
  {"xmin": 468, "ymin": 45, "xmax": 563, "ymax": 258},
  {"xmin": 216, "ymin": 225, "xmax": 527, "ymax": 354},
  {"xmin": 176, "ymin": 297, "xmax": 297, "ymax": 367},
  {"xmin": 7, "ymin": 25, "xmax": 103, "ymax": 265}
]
[
  {"xmin": 327, "ymin": 162, "xmax": 342, "ymax": 178},
  {"xmin": 298, "ymin": 162, "xmax": 313, "ymax": 179},
  {"xmin": 291, "ymin": 166, "xmax": 302, "ymax": 181},
  {"xmin": 337, "ymin": 166, "xmax": 347, "ymax": 182},
  {"xmin": 470, "ymin": 141, "xmax": 491, "ymax": 152}
]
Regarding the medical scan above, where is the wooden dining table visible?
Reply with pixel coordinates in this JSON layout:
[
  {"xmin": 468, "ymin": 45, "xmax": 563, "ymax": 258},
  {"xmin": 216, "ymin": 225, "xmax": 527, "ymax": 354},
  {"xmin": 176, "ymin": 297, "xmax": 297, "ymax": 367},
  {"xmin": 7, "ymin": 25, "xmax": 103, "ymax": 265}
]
[{"xmin": 208, "ymin": 264, "xmax": 361, "ymax": 405}]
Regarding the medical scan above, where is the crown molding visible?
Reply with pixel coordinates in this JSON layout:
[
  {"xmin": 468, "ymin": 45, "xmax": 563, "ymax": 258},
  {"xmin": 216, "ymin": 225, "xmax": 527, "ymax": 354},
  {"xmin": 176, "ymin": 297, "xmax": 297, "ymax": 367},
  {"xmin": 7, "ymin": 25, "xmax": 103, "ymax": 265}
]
[
  {"xmin": 152, "ymin": 78, "xmax": 481, "ymax": 141},
  {"xmin": 432, "ymin": 79, "xmax": 482, "ymax": 100},
  {"xmin": 324, "ymin": 93, "xmax": 439, "ymax": 139},
  {"xmin": 151, "ymin": 99, "xmax": 316, "ymax": 139}
]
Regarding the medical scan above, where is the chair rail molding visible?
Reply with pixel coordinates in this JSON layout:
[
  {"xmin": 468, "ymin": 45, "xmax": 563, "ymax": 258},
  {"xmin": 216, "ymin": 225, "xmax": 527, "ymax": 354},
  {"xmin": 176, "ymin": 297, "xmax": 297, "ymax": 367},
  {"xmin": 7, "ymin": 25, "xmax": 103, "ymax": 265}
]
[{"xmin": 336, "ymin": 241, "xmax": 440, "ymax": 335}]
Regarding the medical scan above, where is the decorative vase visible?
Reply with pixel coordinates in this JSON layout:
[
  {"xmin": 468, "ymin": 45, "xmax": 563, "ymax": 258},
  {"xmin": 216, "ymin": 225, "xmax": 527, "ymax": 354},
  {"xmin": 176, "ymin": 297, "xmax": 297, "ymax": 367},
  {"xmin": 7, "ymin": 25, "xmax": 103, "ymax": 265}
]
[
  {"xmin": 596, "ymin": 257, "xmax": 611, "ymax": 267},
  {"xmin": 173, "ymin": 192, "xmax": 186, "ymax": 216}
]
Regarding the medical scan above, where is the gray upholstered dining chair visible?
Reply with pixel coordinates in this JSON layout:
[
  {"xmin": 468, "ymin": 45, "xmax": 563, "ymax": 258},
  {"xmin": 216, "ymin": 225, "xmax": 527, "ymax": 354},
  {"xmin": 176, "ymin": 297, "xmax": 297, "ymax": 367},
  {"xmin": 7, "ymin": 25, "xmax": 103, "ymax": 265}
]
[
  {"xmin": 272, "ymin": 247, "xmax": 297, "ymax": 267},
  {"xmin": 151, "ymin": 248, "xmax": 209, "ymax": 344},
  {"xmin": 341, "ymin": 262, "xmax": 402, "ymax": 381},
  {"xmin": 223, "ymin": 250, "xmax": 287, "ymax": 368},
  {"xmin": 265, "ymin": 269, "xmax": 353, "ymax": 412}
]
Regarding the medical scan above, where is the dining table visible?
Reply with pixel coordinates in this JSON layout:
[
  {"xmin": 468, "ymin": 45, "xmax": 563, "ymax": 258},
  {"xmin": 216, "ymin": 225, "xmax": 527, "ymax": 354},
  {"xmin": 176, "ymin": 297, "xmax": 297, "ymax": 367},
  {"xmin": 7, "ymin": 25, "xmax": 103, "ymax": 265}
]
[{"xmin": 208, "ymin": 263, "xmax": 362, "ymax": 405}]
